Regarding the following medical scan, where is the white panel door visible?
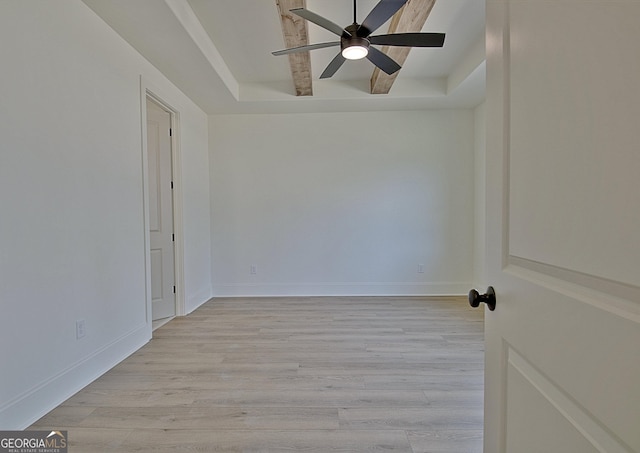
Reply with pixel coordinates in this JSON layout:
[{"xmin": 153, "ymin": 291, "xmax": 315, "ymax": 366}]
[
  {"xmin": 146, "ymin": 98, "xmax": 176, "ymax": 321},
  {"xmin": 483, "ymin": 1, "xmax": 640, "ymax": 452}
]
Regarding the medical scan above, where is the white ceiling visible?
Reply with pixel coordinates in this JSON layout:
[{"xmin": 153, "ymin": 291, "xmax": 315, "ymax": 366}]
[{"xmin": 82, "ymin": 0, "xmax": 485, "ymax": 114}]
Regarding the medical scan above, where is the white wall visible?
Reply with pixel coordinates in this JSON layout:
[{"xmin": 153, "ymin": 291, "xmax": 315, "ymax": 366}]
[
  {"xmin": 473, "ymin": 102, "xmax": 487, "ymax": 287},
  {"xmin": 209, "ymin": 110, "xmax": 475, "ymax": 296},
  {"xmin": 0, "ymin": 0, "xmax": 211, "ymax": 429}
]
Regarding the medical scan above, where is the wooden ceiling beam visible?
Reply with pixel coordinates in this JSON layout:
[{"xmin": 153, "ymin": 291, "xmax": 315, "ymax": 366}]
[
  {"xmin": 370, "ymin": 0, "xmax": 437, "ymax": 94},
  {"xmin": 276, "ymin": 0, "xmax": 313, "ymax": 96}
]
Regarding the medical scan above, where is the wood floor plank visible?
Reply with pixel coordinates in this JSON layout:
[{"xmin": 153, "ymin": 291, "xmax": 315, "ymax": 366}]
[
  {"xmin": 407, "ymin": 429, "xmax": 484, "ymax": 453},
  {"xmin": 190, "ymin": 388, "xmax": 430, "ymax": 408},
  {"xmin": 75, "ymin": 406, "xmax": 340, "ymax": 430},
  {"xmin": 29, "ymin": 296, "xmax": 484, "ymax": 452},
  {"xmin": 117, "ymin": 428, "xmax": 414, "ymax": 452},
  {"xmin": 87, "ymin": 373, "xmax": 367, "ymax": 392},
  {"xmin": 339, "ymin": 407, "xmax": 484, "ymax": 430}
]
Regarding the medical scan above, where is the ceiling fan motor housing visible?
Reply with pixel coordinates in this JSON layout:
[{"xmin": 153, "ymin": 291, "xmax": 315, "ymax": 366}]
[{"xmin": 340, "ymin": 36, "xmax": 370, "ymax": 52}]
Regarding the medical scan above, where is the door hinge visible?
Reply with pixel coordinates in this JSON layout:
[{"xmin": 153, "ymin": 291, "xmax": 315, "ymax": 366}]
[
  {"xmin": 170, "ymin": 180, "xmax": 174, "ymax": 189},
  {"xmin": 169, "ymin": 128, "xmax": 172, "ymax": 137},
  {"xmin": 172, "ymin": 234, "xmax": 175, "ymax": 242},
  {"xmin": 173, "ymin": 285, "xmax": 176, "ymax": 294}
]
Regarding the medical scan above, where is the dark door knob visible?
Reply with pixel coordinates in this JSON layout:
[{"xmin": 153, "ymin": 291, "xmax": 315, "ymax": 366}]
[{"xmin": 469, "ymin": 286, "xmax": 496, "ymax": 311}]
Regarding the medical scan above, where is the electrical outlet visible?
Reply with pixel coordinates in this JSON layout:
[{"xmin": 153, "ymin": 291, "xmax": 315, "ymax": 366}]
[
  {"xmin": 417, "ymin": 264, "xmax": 425, "ymax": 273},
  {"xmin": 76, "ymin": 319, "xmax": 86, "ymax": 339},
  {"xmin": 250, "ymin": 264, "xmax": 257, "ymax": 275}
]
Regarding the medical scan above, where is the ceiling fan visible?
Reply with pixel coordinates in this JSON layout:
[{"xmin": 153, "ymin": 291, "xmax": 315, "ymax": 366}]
[{"xmin": 272, "ymin": 0, "xmax": 445, "ymax": 79}]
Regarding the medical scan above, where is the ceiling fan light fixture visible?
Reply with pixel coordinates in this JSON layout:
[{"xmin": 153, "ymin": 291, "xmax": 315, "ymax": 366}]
[
  {"xmin": 341, "ymin": 36, "xmax": 370, "ymax": 60},
  {"xmin": 342, "ymin": 45, "xmax": 369, "ymax": 60}
]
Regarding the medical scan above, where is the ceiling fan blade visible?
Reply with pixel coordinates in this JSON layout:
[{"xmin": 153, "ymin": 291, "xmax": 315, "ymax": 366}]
[
  {"xmin": 369, "ymin": 33, "xmax": 446, "ymax": 47},
  {"xmin": 320, "ymin": 53, "xmax": 347, "ymax": 79},
  {"xmin": 366, "ymin": 47, "xmax": 401, "ymax": 75},
  {"xmin": 272, "ymin": 41, "xmax": 340, "ymax": 56},
  {"xmin": 359, "ymin": 0, "xmax": 408, "ymax": 36},
  {"xmin": 289, "ymin": 8, "xmax": 350, "ymax": 37}
]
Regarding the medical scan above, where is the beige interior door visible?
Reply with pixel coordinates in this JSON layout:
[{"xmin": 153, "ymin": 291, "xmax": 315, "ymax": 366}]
[
  {"xmin": 483, "ymin": 1, "xmax": 640, "ymax": 451},
  {"xmin": 146, "ymin": 98, "xmax": 176, "ymax": 321}
]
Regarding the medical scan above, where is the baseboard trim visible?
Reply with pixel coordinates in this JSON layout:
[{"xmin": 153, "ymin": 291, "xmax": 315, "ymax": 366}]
[
  {"xmin": 1, "ymin": 323, "xmax": 151, "ymax": 430},
  {"xmin": 212, "ymin": 281, "xmax": 471, "ymax": 298}
]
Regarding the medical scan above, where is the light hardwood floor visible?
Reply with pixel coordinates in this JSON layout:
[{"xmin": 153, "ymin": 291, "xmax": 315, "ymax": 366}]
[{"xmin": 30, "ymin": 296, "xmax": 484, "ymax": 452}]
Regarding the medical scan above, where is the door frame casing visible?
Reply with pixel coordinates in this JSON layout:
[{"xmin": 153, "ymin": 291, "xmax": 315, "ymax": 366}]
[{"xmin": 140, "ymin": 76, "xmax": 185, "ymax": 327}]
